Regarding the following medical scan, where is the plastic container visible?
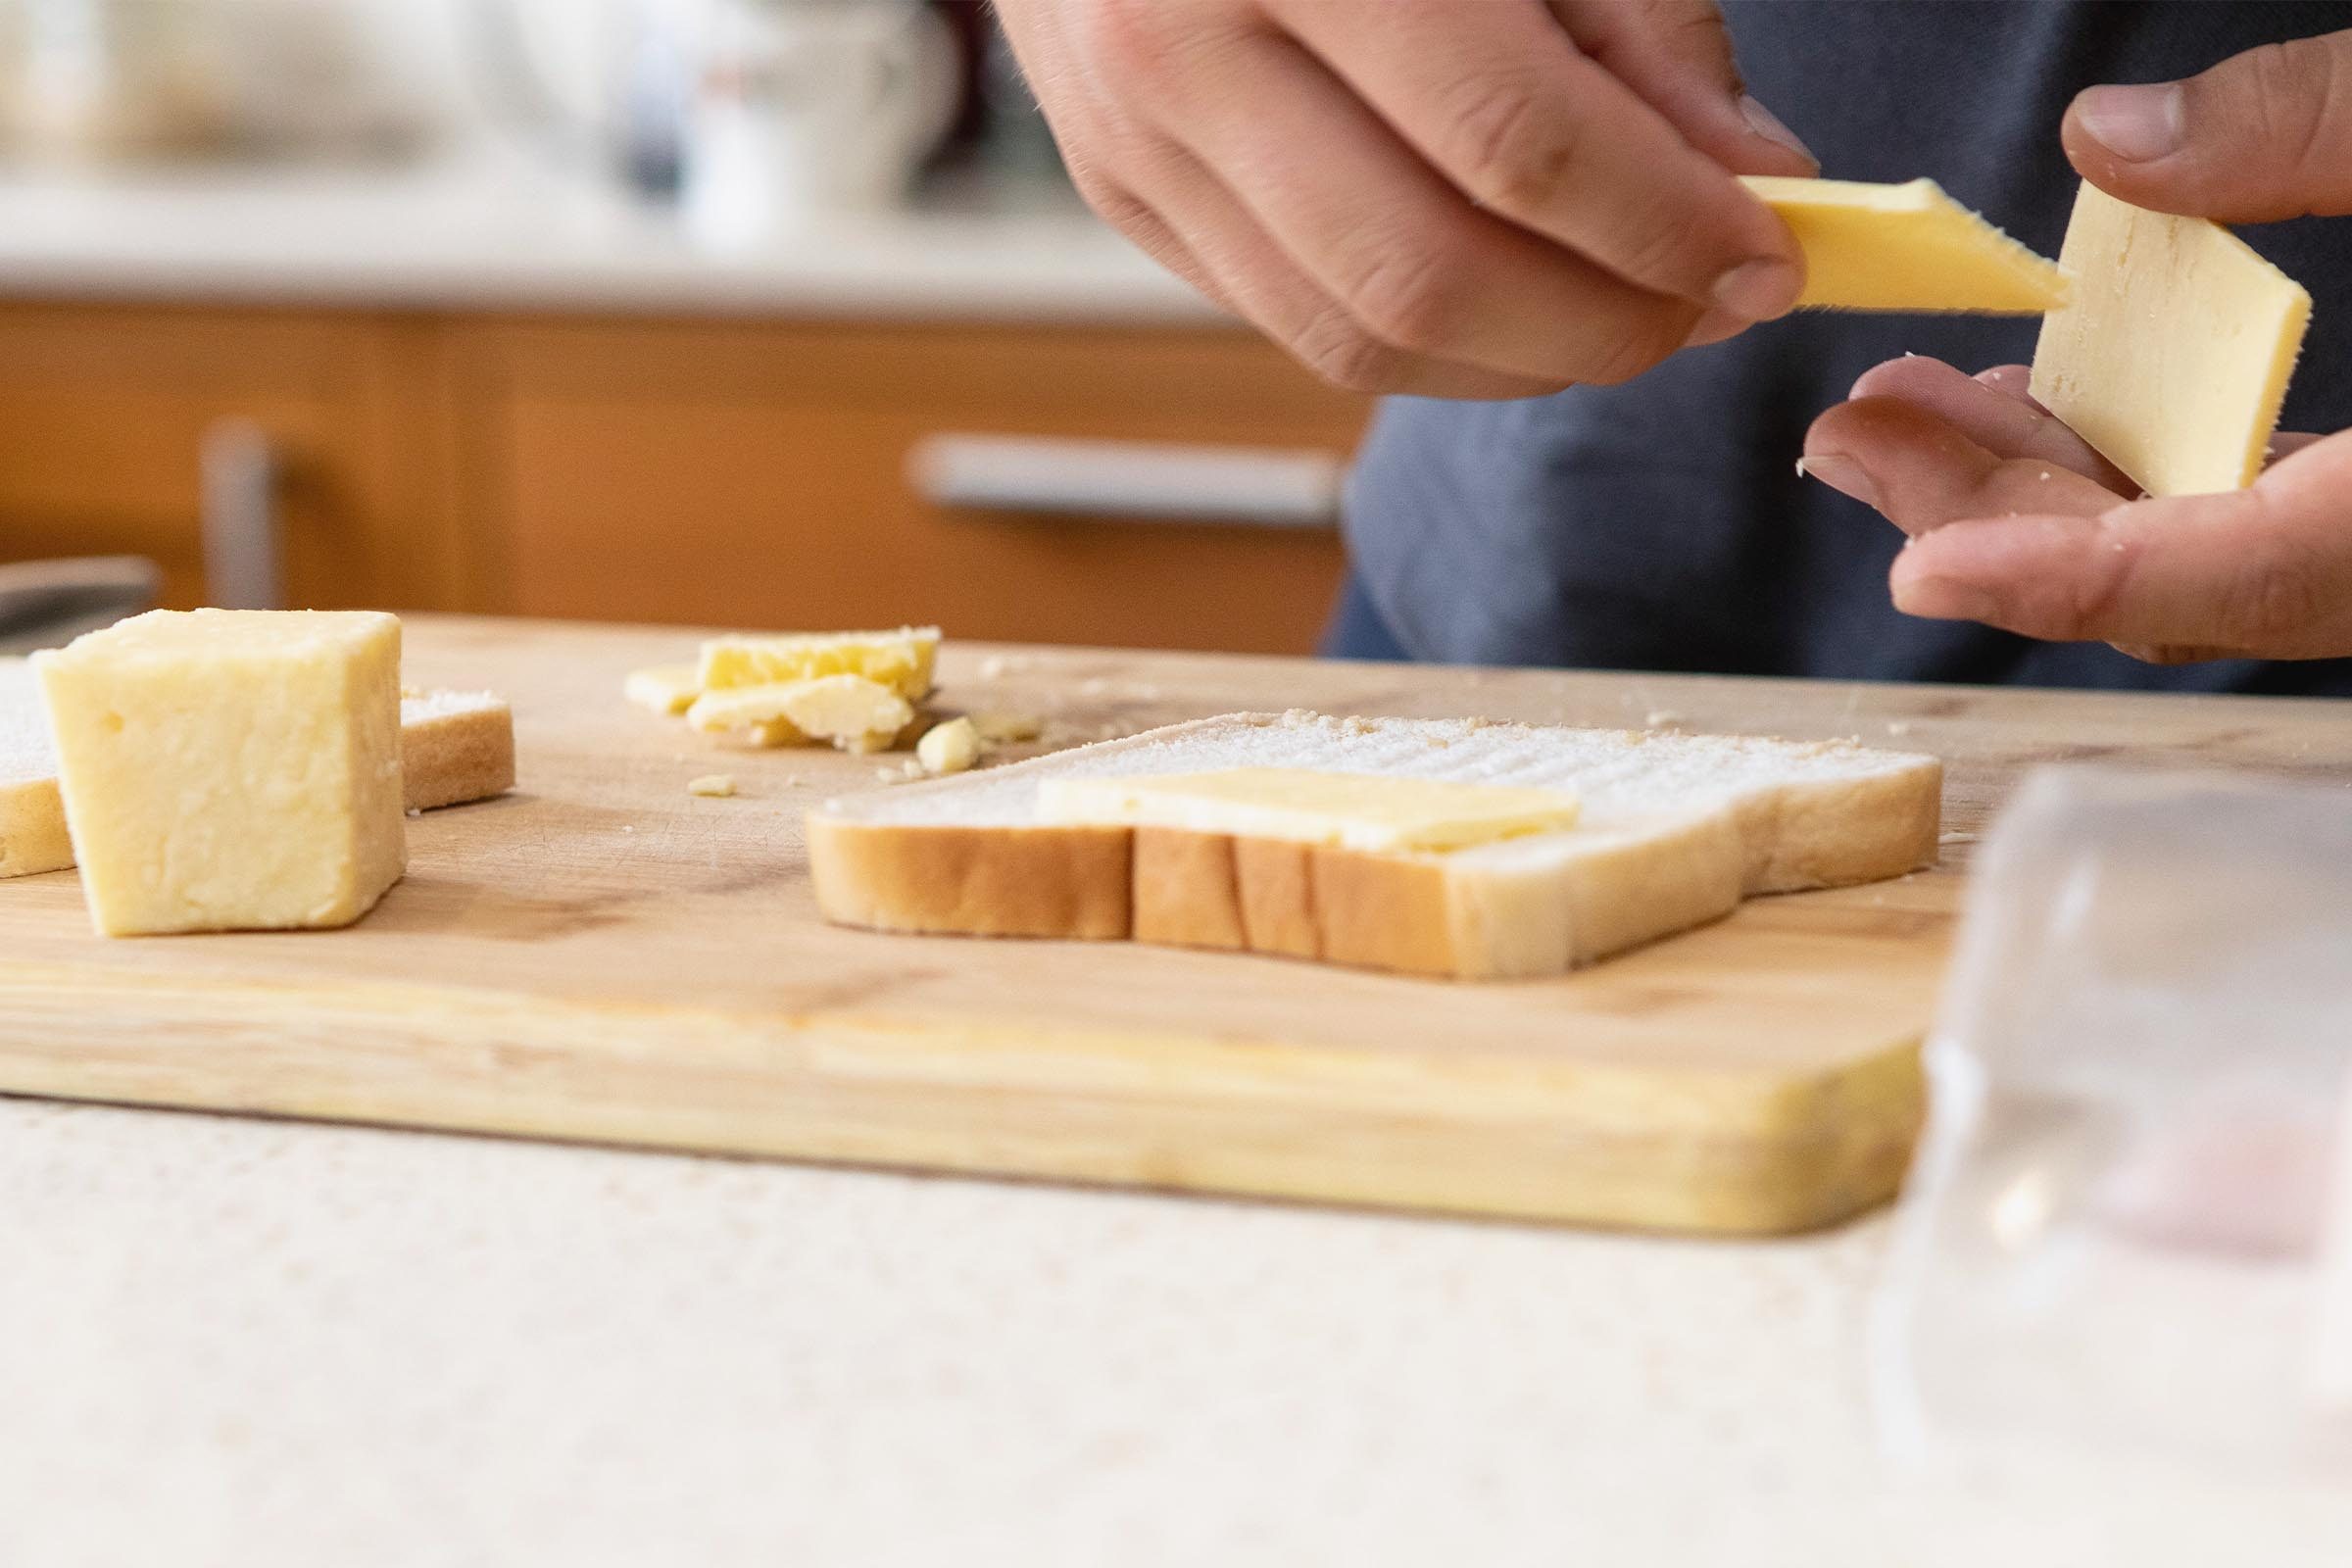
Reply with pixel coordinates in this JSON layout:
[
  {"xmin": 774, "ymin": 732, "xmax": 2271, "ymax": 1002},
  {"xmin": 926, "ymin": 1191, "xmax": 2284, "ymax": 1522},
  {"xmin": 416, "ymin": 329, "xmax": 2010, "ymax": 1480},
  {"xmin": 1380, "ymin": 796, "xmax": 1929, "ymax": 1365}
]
[{"xmin": 1877, "ymin": 766, "xmax": 2352, "ymax": 1478}]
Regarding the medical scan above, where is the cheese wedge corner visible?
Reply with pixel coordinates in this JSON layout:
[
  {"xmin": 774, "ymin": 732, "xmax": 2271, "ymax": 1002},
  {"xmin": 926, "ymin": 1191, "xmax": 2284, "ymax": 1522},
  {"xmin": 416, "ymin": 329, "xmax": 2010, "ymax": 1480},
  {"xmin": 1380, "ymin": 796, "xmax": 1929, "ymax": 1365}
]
[{"xmin": 1742, "ymin": 174, "xmax": 2068, "ymax": 315}]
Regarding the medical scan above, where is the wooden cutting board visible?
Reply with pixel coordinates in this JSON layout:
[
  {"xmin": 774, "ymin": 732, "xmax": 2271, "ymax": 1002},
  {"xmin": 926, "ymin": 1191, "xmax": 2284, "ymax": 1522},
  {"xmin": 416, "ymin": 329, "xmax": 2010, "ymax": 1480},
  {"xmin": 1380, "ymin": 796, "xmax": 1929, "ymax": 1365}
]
[{"xmin": 5, "ymin": 616, "xmax": 2348, "ymax": 1234}]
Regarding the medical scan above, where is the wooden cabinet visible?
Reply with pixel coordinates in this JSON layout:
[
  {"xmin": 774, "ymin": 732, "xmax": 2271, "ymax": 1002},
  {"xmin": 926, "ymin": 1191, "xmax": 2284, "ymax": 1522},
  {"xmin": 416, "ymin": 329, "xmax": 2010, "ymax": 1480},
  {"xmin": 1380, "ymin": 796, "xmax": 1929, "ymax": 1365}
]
[{"xmin": 0, "ymin": 303, "xmax": 1368, "ymax": 654}]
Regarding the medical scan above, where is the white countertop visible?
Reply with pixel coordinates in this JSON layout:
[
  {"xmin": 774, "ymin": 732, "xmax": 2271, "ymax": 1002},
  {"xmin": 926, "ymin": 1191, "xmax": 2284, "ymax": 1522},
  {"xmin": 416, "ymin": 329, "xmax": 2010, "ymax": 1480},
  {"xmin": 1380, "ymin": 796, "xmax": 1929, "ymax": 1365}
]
[
  {"xmin": 3, "ymin": 1095, "xmax": 2347, "ymax": 1566},
  {"xmin": 0, "ymin": 158, "xmax": 1222, "ymax": 322}
]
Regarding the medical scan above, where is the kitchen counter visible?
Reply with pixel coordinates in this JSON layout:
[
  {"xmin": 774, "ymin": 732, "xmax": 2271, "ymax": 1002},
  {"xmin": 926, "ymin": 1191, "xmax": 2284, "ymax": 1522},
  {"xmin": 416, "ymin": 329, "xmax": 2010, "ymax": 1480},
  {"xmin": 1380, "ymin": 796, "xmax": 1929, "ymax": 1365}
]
[
  {"xmin": 0, "ymin": 157, "xmax": 1219, "ymax": 321},
  {"xmin": 3, "ymin": 1097, "xmax": 2348, "ymax": 1566},
  {"xmin": 6, "ymin": 620, "xmax": 2352, "ymax": 1563}
]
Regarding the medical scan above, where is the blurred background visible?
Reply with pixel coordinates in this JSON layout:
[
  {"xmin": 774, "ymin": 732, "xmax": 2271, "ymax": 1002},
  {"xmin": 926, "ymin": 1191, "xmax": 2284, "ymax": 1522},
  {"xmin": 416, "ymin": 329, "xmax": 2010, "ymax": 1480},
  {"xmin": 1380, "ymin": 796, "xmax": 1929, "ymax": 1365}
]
[{"xmin": 0, "ymin": 0, "xmax": 1368, "ymax": 654}]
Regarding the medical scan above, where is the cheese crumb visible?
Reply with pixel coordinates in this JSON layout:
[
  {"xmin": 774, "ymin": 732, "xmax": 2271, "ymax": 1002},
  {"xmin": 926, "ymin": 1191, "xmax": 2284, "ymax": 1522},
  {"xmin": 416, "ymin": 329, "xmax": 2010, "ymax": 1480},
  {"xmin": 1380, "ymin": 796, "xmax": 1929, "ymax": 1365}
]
[
  {"xmin": 687, "ymin": 774, "xmax": 737, "ymax": 798},
  {"xmin": 916, "ymin": 716, "xmax": 982, "ymax": 776},
  {"xmin": 972, "ymin": 710, "xmax": 1043, "ymax": 744}
]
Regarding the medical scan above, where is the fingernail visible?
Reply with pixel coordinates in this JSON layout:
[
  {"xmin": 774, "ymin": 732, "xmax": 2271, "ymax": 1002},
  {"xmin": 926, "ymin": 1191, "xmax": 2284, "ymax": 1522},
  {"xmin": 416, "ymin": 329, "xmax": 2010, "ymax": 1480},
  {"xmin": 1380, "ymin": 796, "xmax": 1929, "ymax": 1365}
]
[
  {"xmin": 1739, "ymin": 94, "xmax": 1816, "ymax": 166},
  {"xmin": 2074, "ymin": 83, "xmax": 2185, "ymax": 163},
  {"xmin": 1799, "ymin": 450, "xmax": 1880, "ymax": 509},
  {"xmin": 1894, "ymin": 576, "xmax": 2002, "ymax": 621},
  {"xmin": 1713, "ymin": 257, "xmax": 1802, "ymax": 321}
]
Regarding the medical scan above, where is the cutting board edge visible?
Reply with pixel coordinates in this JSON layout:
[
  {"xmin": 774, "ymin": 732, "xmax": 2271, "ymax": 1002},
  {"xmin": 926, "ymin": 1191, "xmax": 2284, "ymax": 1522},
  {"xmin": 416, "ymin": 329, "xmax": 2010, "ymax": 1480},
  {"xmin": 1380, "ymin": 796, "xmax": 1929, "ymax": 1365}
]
[{"xmin": 0, "ymin": 961, "xmax": 1925, "ymax": 1235}]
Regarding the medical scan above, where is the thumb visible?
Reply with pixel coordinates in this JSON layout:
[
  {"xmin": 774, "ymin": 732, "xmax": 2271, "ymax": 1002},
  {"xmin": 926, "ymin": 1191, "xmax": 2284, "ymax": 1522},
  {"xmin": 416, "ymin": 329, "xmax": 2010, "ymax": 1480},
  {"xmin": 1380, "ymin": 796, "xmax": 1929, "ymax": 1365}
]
[
  {"xmin": 2064, "ymin": 30, "xmax": 2352, "ymax": 221},
  {"xmin": 1549, "ymin": 0, "xmax": 1817, "ymax": 175}
]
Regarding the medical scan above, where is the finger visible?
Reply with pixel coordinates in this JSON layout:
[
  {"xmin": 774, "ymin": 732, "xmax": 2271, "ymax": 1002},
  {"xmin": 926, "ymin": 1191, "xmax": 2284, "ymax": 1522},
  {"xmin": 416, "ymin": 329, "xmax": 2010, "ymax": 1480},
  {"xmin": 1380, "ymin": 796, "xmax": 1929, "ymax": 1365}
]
[
  {"xmin": 1545, "ymin": 0, "xmax": 1817, "ymax": 175},
  {"xmin": 2064, "ymin": 30, "xmax": 2352, "ymax": 220},
  {"xmin": 1843, "ymin": 356, "xmax": 2136, "ymax": 492},
  {"xmin": 1146, "ymin": 26, "xmax": 1707, "ymax": 384},
  {"xmin": 1891, "ymin": 433, "xmax": 2352, "ymax": 657},
  {"xmin": 1801, "ymin": 396, "xmax": 2122, "ymax": 536},
  {"xmin": 1267, "ymin": 0, "xmax": 1803, "ymax": 318},
  {"xmin": 1075, "ymin": 137, "xmax": 1568, "ymax": 400}
]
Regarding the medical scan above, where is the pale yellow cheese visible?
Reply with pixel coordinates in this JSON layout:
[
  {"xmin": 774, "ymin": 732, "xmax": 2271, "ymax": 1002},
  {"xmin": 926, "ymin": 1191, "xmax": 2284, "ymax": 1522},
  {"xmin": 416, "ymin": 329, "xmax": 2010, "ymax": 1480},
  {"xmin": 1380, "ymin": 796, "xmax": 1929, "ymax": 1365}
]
[
  {"xmin": 32, "ymin": 609, "xmax": 407, "ymax": 935},
  {"xmin": 915, "ymin": 715, "xmax": 981, "ymax": 776},
  {"xmin": 2030, "ymin": 181, "xmax": 2311, "ymax": 497},
  {"xmin": 686, "ymin": 673, "xmax": 914, "ymax": 753},
  {"xmin": 623, "ymin": 662, "xmax": 701, "ymax": 716},
  {"xmin": 698, "ymin": 626, "xmax": 939, "ymax": 702},
  {"xmin": 1036, "ymin": 767, "xmax": 1582, "ymax": 854},
  {"xmin": 1741, "ymin": 175, "xmax": 2068, "ymax": 314}
]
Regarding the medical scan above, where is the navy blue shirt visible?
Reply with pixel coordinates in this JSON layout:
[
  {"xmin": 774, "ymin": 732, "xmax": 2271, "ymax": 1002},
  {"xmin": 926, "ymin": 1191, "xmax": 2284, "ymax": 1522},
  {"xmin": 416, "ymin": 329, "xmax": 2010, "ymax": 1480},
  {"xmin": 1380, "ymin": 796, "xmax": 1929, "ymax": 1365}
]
[{"xmin": 1341, "ymin": 0, "xmax": 2352, "ymax": 693}]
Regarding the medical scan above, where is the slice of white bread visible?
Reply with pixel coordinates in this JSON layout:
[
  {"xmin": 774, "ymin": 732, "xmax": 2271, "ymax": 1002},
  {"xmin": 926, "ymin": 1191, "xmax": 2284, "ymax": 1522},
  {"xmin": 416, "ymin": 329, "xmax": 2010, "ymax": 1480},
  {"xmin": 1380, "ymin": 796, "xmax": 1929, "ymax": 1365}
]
[
  {"xmin": 0, "ymin": 669, "xmax": 516, "ymax": 879},
  {"xmin": 808, "ymin": 710, "xmax": 1941, "ymax": 979},
  {"xmin": 397, "ymin": 689, "xmax": 516, "ymax": 812},
  {"xmin": 0, "ymin": 658, "xmax": 72, "ymax": 879}
]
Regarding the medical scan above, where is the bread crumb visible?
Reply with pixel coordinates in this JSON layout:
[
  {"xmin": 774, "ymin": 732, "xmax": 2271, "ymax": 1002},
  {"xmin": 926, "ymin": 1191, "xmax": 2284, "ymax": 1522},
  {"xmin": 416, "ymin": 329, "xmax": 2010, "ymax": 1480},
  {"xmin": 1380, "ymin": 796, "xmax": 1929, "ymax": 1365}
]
[
  {"xmin": 2036, "ymin": 469, "xmax": 2052, "ymax": 481},
  {"xmin": 917, "ymin": 715, "xmax": 981, "ymax": 776},
  {"xmin": 1644, "ymin": 709, "xmax": 1689, "ymax": 728},
  {"xmin": 405, "ymin": 808, "xmax": 422, "ymax": 819},
  {"xmin": 1793, "ymin": 457, "xmax": 1808, "ymax": 479},
  {"xmin": 687, "ymin": 774, "xmax": 737, "ymax": 798}
]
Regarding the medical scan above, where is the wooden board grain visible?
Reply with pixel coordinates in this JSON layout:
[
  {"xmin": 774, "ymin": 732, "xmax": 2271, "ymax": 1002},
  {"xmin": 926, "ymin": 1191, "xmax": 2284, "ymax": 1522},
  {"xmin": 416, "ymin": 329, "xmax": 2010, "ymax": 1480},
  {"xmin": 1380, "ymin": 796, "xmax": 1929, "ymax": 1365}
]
[{"xmin": 6, "ymin": 616, "xmax": 2350, "ymax": 1234}]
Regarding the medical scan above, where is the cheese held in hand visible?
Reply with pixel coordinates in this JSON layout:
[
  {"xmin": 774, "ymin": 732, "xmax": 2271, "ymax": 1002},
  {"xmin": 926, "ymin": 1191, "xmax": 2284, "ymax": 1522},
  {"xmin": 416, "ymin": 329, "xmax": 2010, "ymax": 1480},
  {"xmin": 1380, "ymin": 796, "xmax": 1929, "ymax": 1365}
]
[{"xmin": 34, "ymin": 609, "xmax": 407, "ymax": 936}]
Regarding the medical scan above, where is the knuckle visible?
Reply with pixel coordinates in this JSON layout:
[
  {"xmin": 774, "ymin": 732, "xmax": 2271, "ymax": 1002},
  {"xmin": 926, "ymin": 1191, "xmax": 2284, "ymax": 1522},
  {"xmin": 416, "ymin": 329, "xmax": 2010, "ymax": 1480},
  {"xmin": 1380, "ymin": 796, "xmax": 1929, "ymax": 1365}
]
[
  {"xmin": 1081, "ymin": 0, "xmax": 1170, "ymax": 77},
  {"xmin": 1446, "ymin": 77, "xmax": 1583, "ymax": 216},
  {"xmin": 1334, "ymin": 242, "xmax": 1469, "ymax": 355},
  {"xmin": 2223, "ymin": 542, "xmax": 2328, "ymax": 644},
  {"xmin": 1610, "ymin": 194, "xmax": 1719, "ymax": 290},
  {"xmin": 1290, "ymin": 308, "xmax": 1410, "ymax": 392},
  {"xmin": 1583, "ymin": 311, "xmax": 1689, "ymax": 385}
]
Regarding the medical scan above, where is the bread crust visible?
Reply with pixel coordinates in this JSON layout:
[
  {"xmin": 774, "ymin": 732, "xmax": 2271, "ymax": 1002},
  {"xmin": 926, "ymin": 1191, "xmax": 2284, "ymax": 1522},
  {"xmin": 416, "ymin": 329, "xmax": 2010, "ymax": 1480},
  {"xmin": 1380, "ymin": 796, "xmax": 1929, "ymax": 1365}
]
[
  {"xmin": 808, "ymin": 814, "xmax": 1131, "ymax": 940},
  {"xmin": 401, "ymin": 705, "xmax": 517, "ymax": 812}
]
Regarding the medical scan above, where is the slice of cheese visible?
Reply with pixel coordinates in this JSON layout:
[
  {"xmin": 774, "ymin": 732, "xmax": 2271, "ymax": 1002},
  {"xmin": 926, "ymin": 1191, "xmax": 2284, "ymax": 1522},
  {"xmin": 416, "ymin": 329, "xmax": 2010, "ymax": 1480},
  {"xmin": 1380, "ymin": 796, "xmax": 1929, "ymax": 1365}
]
[
  {"xmin": 623, "ymin": 662, "xmax": 702, "ymax": 716},
  {"xmin": 1036, "ymin": 767, "xmax": 1583, "ymax": 854},
  {"xmin": 698, "ymin": 626, "xmax": 939, "ymax": 702},
  {"xmin": 2030, "ymin": 181, "xmax": 2311, "ymax": 497},
  {"xmin": 32, "ymin": 609, "xmax": 407, "ymax": 935},
  {"xmin": 0, "ymin": 658, "xmax": 72, "ymax": 879},
  {"xmin": 686, "ymin": 673, "xmax": 914, "ymax": 753},
  {"xmin": 1741, "ymin": 175, "xmax": 2067, "ymax": 314}
]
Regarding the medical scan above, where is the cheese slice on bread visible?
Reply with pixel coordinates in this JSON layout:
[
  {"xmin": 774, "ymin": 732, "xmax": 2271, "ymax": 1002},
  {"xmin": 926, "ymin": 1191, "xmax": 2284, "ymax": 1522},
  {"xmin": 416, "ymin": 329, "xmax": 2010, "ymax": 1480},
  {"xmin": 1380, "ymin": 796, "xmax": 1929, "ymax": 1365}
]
[{"xmin": 808, "ymin": 710, "xmax": 1941, "ymax": 979}]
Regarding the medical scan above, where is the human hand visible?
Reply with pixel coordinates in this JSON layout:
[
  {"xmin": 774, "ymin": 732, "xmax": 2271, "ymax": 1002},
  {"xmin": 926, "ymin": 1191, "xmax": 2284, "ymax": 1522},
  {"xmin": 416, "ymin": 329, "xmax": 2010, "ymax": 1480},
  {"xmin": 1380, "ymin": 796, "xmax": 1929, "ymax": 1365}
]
[
  {"xmin": 996, "ymin": 0, "xmax": 1815, "ymax": 397},
  {"xmin": 1801, "ymin": 31, "xmax": 2352, "ymax": 662}
]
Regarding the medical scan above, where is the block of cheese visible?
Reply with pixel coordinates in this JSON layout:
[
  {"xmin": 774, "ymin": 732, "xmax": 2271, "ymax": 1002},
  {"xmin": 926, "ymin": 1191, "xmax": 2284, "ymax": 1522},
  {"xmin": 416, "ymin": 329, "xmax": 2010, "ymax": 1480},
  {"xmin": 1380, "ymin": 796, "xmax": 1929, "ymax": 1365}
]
[
  {"xmin": 698, "ymin": 626, "xmax": 938, "ymax": 702},
  {"xmin": 398, "ymin": 688, "xmax": 515, "ymax": 811},
  {"xmin": 0, "ymin": 677, "xmax": 516, "ymax": 879},
  {"xmin": 0, "ymin": 658, "xmax": 72, "ymax": 879},
  {"xmin": 2030, "ymin": 181, "xmax": 2311, "ymax": 497},
  {"xmin": 686, "ymin": 674, "xmax": 914, "ymax": 754},
  {"xmin": 1040, "ymin": 768, "xmax": 1583, "ymax": 853},
  {"xmin": 1741, "ymin": 175, "xmax": 2068, "ymax": 314},
  {"xmin": 32, "ymin": 609, "xmax": 407, "ymax": 935}
]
